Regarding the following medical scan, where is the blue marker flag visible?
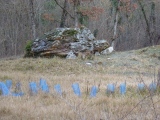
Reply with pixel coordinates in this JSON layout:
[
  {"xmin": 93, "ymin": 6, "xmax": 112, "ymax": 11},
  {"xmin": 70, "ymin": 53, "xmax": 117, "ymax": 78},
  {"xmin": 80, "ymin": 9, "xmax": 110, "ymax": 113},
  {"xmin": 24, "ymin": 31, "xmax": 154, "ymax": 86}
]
[
  {"xmin": 0, "ymin": 81, "xmax": 24, "ymax": 96},
  {"xmin": 149, "ymin": 82, "xmax": 157, "ymax": 91},
  {"xmin": 15, "ymin": 82, "xmax": 22, "ymax": 92},
  {"xmin": 138, "ymin": 83, "xmax": 145, "ymax": 91},
  {"xmin": 29, "ymin": 82, "xmax": 38, "ymax": 95},
  {"xmin": 107, "ymin": 84, "xmax": 115, "ymax": 93},
  {"xmin": 54, "ymin": 84, "xmax": 62, "ymax": 95},
  {"xmin": 5, "ymin": 80, "xmax": 12, "ymax": 90},
  {"xmin": 12, "ymin": 92, "xmax": 24, "ymax": 97},
  {"xmin": 120, "ymin": 83, "xmax": 126, "ymax": 95},
  {"xmin": 90, "ymin": 86, "xmax": 97, "ymax": 97},
  {"xmin": 72, "ymin": 83, "xmax": 81, "ymax": 96},
  {"xmin": 14, "ymin": 82, "xmax": 24, "ymax": 96},
  {"xmin": 0, "ymin": 82, "xmax": 10, "ymax": 96},
  {"xmin": 39, "ymin": 79, "xmax": 49, "ymax": 93}
]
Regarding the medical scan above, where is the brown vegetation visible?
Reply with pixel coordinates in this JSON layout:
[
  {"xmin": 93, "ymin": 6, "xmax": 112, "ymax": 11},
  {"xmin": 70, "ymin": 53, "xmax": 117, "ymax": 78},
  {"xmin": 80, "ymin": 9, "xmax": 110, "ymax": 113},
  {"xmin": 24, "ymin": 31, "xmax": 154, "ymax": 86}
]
[{"xmin": 0, "ymin": 45, "xmax": 160, "ymax": 119}]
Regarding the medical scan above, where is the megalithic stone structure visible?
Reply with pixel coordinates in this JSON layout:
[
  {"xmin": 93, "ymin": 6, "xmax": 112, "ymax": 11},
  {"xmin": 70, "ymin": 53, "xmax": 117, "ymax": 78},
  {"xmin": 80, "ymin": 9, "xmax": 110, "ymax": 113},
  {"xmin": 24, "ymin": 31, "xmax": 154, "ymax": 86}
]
[{"xmin": 28, "ymin": 27, "xmax": 110, "ymax": 58}]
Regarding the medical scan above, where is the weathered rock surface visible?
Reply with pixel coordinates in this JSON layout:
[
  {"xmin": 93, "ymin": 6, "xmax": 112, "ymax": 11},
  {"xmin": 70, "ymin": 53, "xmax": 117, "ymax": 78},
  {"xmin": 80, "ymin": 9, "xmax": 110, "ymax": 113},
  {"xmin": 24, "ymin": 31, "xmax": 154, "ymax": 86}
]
[{"xmin": 30, "ymin": 26, "xmax": 110, "ymax": 58}]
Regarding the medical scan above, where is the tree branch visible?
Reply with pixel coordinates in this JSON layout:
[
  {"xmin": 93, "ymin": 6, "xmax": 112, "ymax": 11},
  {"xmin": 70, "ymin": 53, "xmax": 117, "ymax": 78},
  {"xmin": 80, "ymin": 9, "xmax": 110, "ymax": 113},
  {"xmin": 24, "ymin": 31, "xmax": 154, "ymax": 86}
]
[{"xmin": 54, "ymin": 0, "xmax": 74, "ymax": 19}]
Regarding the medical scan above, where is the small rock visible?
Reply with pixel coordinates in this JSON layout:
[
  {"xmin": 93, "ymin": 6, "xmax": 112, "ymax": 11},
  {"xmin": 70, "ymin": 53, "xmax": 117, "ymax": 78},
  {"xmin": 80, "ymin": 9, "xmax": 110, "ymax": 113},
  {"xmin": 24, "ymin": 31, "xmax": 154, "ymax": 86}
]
[
  {"xmin": 108, "ymin": 46, "xmax": 114, "ymax": 53},
  {"xmin": 95, "ymin": 52, "xmax": 100, "ymax": 56},
  {"xmin": 66, "ymin": 51, "xmax": 77, "ymax": 59},
  {"xmin": 86, "ymin": 62, "xmax": 92, "ymax": 66},
  {"xmin": 101, "ymin": 47, "xmax": 114, "ymax": 55}
]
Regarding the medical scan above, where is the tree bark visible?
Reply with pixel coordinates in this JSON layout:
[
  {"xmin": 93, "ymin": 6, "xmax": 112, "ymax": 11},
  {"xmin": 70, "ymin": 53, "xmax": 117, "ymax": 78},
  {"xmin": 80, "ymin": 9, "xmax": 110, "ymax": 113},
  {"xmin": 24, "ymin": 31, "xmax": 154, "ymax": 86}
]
[
  {"xmin": 111, "ymin": 0, "xmax": 120, "ymax": 49},
  {"xmin": 150, "ymin": 1, "xmax": 156, "ymax": 46},
  {"xmin": 157, "ymin": 68, "xmax": 160, "ymax": 88},
  {"xmin": 29, "ymin": 0, "xmax": 36, "ymax": 40},
  {"xmin": 54, "ymin": 0, "xmax": 74, "ymax": 19},
  {"xmin": 73, "ymin": 0, "xmax": 79, "ymax": 28},
  {"xmin": 60, "ymin": 0, "xmax": 68, "ymax": 28},
  {"xmin": 137, "ymin": 0, "xmax": 154, "ymax": 46},
  {"xmin": 111, "ymin": 10, "xmax": 119, "ymax": 48}
]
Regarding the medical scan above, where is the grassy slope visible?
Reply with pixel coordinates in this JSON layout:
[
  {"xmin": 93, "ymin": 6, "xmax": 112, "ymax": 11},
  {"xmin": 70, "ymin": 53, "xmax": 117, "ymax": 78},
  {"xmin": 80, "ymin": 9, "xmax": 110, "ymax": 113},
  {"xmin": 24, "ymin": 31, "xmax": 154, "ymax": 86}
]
[{"xmin": 0, "ymin": 45, "xmax": 159, "ymax": 120}]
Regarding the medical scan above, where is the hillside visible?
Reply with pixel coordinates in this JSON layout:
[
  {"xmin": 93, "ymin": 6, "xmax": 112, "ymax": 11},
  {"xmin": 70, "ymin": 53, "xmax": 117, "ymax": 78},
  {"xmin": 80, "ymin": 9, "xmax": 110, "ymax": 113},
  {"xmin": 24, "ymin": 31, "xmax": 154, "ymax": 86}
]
[
  {"xmin": 0, "ymin": 45, "xmax": 160, "ymax": 120},
  {"xmin": 0, "ymin": 45, "xmax": 159, "ymax": 84}
]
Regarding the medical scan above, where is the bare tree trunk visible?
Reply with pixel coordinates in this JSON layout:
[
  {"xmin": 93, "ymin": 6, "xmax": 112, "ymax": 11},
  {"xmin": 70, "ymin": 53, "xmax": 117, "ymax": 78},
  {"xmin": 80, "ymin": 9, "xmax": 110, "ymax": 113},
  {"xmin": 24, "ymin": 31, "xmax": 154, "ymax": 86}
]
[
  {"xmin": 150, "ymin": 1, "xmax": 156, "ymax": 46},
  {"xmin": 157, "ymin": 68, "xmax": 160, "ymax": 88},
  {"xmin": 60, "ymin": 0, "xmax": 68, "ymax": 28},
  {"xmin": 73, "ymin": 0, "xmax": 78, "ymax": 27},
  {"xmin": 29, "ymin": 0, "xmax": 36, "ymax": 40},
  {"xmin": 111, "ymin": 10, "xmax": 119, "ymax": 49},
  {"xmin": 111, "ymin": 1, "xmax": 120, "ymax": 50},
  {"xmin": 137, "ymin": 0, "xmax": 154, "ymax": 46},
  {"xmin": 54, "ymin": 0, "xmax": 74, "ymax": 20}
]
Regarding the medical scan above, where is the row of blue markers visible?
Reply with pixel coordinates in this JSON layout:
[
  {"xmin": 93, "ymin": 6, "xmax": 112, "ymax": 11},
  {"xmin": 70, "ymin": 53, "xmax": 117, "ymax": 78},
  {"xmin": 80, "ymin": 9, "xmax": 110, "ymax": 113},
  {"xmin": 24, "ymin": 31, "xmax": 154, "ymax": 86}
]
[{"xmin": 0, "ymin": 79, "xmax": 158, "ymax": 97}]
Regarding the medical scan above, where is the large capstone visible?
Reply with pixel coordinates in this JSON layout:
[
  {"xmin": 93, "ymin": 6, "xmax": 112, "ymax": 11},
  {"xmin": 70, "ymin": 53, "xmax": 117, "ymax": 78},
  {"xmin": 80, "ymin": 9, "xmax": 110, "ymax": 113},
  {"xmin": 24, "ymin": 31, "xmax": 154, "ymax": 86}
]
[{"xmin": 29, "ymin": 26, "xmax": 110, "ymax": 58}]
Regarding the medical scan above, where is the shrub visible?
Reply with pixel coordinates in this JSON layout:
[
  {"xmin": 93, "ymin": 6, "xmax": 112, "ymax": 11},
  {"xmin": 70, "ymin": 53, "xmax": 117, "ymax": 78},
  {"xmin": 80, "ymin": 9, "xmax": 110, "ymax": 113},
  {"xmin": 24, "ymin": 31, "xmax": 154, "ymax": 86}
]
[{"xmin": 24, "ymin": 40, "xmax": 33, "ymax": 57}]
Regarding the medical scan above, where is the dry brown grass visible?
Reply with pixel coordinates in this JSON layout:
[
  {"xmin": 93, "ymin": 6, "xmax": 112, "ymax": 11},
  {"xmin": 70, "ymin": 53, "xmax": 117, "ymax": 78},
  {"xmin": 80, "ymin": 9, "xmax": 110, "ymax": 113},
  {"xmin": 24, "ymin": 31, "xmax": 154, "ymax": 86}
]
[{"xmin": 0, "ymin": 46, "xmax": 160, "ymax": 120}]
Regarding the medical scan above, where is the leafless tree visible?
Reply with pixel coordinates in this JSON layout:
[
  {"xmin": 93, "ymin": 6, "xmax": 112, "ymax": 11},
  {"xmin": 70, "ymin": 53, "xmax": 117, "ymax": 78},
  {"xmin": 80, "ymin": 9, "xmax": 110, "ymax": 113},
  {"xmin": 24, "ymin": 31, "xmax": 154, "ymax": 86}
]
[
  {"xmin": 29, "ymin": 0, "xmax": 36, "ymax": 40},
  {"xmin": 0, "ymin": 0, "xmax": 160, "ymax": 58}
]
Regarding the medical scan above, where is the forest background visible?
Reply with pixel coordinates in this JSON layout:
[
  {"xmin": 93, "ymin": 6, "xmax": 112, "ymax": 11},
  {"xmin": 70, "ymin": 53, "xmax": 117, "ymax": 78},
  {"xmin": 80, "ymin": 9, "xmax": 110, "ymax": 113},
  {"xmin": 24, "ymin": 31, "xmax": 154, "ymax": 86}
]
[{"xmin": 0, "ymin": 0, "xmax": 160, "ymax": 58}]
